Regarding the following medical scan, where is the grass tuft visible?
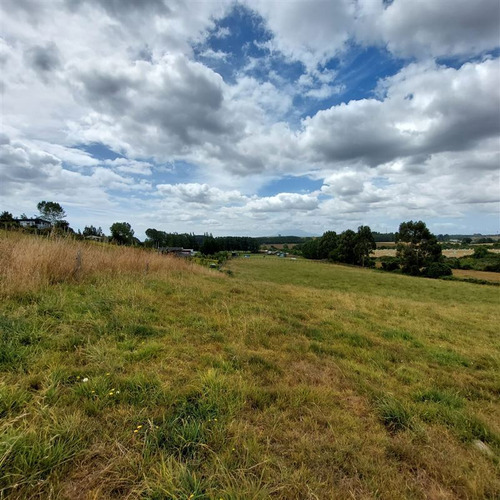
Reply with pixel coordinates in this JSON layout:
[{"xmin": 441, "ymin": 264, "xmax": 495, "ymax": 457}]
[{"xmin": 376, "ymin": 396, "xmax": 414, "ymax": 432}]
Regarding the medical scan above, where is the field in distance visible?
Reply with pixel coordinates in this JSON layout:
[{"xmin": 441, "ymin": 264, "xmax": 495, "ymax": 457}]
[
  {"xmin": 373, "ymin": 248, "xmax": 500, "ymax": 258},
  {"xmin": 1, "ymin": 233, "xmax": 499, "ymax": 499}
]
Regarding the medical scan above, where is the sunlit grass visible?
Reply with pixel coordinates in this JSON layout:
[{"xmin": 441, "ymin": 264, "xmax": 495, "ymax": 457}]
[{"xmin": 1, "ymin": 235, "xmax": 499, "ymax": 498}]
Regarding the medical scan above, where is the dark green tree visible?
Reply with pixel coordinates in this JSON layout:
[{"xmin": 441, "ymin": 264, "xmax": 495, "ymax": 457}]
[
  {"xmin": 110, "ymin": 222, "xmax": 135, "ymax": 245},
  {"xmin": 200, "ymin": 233, "xmax": 218, "ymax": 255},
  {"xmin": 472, "ymin": 246, "xmax": 490, "ymax": 259},
  {"xmin": 0, "ymin": 211, "xmax": 18, "ymax": 229},
  {"xmin": 332, "ymin": 229, "xmax": 357, "ymax": 264},
  {"xmin": 145, "ymin": 228, "xmax": 167, "ymax": 247},
  {"xmin": 396, "ymin": 221, "xmax": 442, "ymax": 275},
  {"xmin": 83, "ymin": 225, "xmax": 104, "ymax": 237},
  {"xmin": 54, "ymin": 220, "xmax": 72, "ymax": 232},
  {"xmin": 354, "ymin": 225, "xmax": 376, "ymax": 267},
  {"xmin": 0, "ymin": 211, "xmax": 14, "ymax": 221},
  {"xmin": 37, "ymin": 201, "xmax": 66, "ymax": 224},
  {"xmin": 301, "ymin": 238, "xmax": 320, "ymax": 259},
  {"xmin": 318, "ymin": 231, "xmax": 338, "ymax": 259}
]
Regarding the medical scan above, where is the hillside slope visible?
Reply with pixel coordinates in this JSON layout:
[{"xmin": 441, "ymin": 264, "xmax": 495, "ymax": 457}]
[{"xmin": 1, "ymin": 235, "xmax": 499, "ymax": 499}]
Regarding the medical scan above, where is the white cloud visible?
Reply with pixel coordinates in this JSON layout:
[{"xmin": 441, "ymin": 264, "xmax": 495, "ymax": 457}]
[
  {"xmin": 0, "ymin": 0, "xmax": 498, "ymax": 235},
  {"xmin": 246, "ymin": 0, "xmax": 355, "ymax": 70},
  {"xmin": 356, "ymin": 0, "xmax": 500, "ymax": 59},
  {"xmin": 305, "ymin": 84, "xmax": 344, "ymax": 100},
  {"xmin": 298, "ymin": 59, "xmax": 500, "ymax": 168},
  {"xmin": 199, "ymin": 48, "xmax": 230, "ymax": 60},
  {"xmin": 212, "ymin": 26, "xmax": 231, "ymax": 39},
  {"xmin": 246, "ymin": 193, "xmax": 319, "ymax": 212},
  {"xmin": 157, "ymin": 183, "xmax": 245, "ymax": 205}
]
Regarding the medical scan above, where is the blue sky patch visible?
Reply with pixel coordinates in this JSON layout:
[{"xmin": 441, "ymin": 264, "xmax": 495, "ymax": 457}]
[
  {"xmin": 76, "ymin": 142, "xmax": 123, "ymax": 161},
  {"xmin": 258, "ymin": 175, "xmax": 323, "ymax": 197}
]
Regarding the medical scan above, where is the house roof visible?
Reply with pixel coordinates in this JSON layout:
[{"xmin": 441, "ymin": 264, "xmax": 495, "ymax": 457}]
[{"xmin": 15, "ymin": 218, "xmax": 51, "ymax": 224}]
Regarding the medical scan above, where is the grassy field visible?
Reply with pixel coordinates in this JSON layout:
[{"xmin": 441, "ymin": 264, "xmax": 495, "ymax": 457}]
[
  {"xmin": 452, "ymin": 269, "xmax": 500, "ymax": 283},
  {"xmin": 1, "ymin": 233, "xmax": 499, "ymax": 499},
  {"xmin": 373, "ymin": 248, "xmax": 500, "ymax": 258}
]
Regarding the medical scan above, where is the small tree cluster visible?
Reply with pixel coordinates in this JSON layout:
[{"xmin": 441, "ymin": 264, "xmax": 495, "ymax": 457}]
[
  {"xmin": 37, "ymin": 201, "xmax": 67, "ymax": 224},
  {"xmin": 301, "ymin": 226, "xmax": 376, "ymax": 267},
  {"xmin": 396, "ymin": 220, "xmax": 443, "ymax": 275},
  {"xmin": 0, "ymin": 211, "xmax": 18, "ymax": 228},
  {"xmin": 83, "ymin": 225, "xmax": 104, "ymax": 238},
  {"xmin": 110, "ymin": 222, "xmax": 135, "ymax": 245}
]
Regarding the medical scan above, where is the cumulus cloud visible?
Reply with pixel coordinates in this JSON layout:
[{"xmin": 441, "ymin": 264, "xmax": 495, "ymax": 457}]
[
  {"xmin": 298, "ymin": 59, "xmax": 500, "ymax": 168},
  {"xmin": 356, "ymin": 0, "xmax": 500, "ymax": 59},
  {"xmin": 248, "ymin": 0, "xmax": 500, "ymax": 68},
  {"xmin": 246, "ymin": 193, "xmax": 319, "ymax": 212},
  {"xmin": 0, "ymin": 138, "xmax": 149, "ymax": 213},
  {"xmin": 246, "ymin": 0, "xmax": 355, "ymax": 70},
  {"xmin": 69, "ymin": 54, "xmax": 232, "ymax": 153},
  {"xmin": 157, "ymin": 183, "xmax": 245, "ymax": 205},
  {"xmin": 0, "ymin": 0, "xmax": 498, "ymax": 235}
]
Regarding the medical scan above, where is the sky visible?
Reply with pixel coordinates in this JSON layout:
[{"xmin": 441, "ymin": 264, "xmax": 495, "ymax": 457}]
[{"xmin": 1, "ymin": 0, "xmax": 499, "ymax": 238}]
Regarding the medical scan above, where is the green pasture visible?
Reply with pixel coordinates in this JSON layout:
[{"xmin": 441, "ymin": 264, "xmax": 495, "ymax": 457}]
[{"xmin": 1, "ymin": 253, "xmax": 499, "ymax": 499}]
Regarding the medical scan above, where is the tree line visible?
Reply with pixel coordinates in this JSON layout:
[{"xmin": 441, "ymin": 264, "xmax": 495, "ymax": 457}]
[
  {"xmin": 299, "ymin": 226, "xmax": 376, "ymax": 266},
  {"xmin": 144, "ymin": 229, "xmax": 259, "ymax": 254},
  {"xmin": 0, "ymin": 202, "xmax": 260, "ymax": 254},
  {"xmin": 298, "ymin": 220, "xmax": 453, "ymax": 278},
  {"xmin": 0, "ymin": 202, "xmax": 476, "ymax": 277}
]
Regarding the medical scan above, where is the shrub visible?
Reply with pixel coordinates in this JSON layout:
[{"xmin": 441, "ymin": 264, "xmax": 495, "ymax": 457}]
[
  {"xmin": 382, "ymin": 259, "xmax": 400, "ymax": 272},
  {"xmin": 484, "ymin": 262, "xmax": 500, "ymax": 272},
  {"xmin": 424, "ymin": 262, "xmax": 452, "ymax": 278},
  {"xmin": 445, "ymin": 257, "xmax": 461, "ymax": 269},
  {"xmin": 473, "ymin": 246, "xmax": 490, "ymax": 259}
]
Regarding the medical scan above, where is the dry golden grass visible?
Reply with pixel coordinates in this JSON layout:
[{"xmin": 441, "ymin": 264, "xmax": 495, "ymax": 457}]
[
  {"xmin": 374, "ymin": 248, "xmax": 500, "ymax": 258},
  {"xmin": 0, "ymin": 231, "xmax": 200, "ymax": 296},
  {"xmin": 453, "ymin": 269, "xmax": 500, "ymax": 282}
]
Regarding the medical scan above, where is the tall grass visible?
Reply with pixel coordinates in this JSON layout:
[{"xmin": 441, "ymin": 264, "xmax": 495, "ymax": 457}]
[{"xmin": 0, "ymin": 232, "xmax": 199, "ymax": 296}]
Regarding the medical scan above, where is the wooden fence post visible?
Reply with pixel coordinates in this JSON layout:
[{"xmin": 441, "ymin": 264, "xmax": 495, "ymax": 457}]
[{"xmin": 74, "ymin": 249, "xmax": 82, "ymax": 278}]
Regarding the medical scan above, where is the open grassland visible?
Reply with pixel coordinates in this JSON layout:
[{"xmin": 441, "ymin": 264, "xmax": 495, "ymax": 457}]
[{"xmin": 1, "ymin": 233, "xmax": 499, "ymax": 499}]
